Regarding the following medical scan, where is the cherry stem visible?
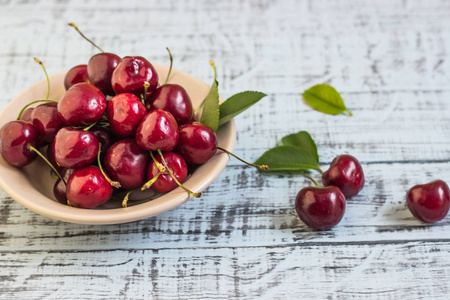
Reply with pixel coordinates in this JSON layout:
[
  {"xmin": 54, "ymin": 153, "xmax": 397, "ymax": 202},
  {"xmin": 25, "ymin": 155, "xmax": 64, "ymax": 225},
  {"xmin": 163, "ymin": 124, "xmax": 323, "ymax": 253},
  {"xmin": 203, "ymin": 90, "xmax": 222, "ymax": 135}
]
[
  {"xmin": 163, "ymin": 47, "xmax": 173, "ymax": 85},
  {"xmin": 150, "ymin": 151, "xmax": 166, "ymax": 172},
  {"xmin": 156, "ymin": 149, "xmax": 201, "ymax": 198},
  {"xmin": 301, "ymin": 172, "xmax": 319, "ymax": 188},
  {"xmin": 217, "ymin": 146, "xmax": 269, "ymax": 171},
  {"xmin": 34, "ymin": 58, "xmax": 50, "ymax": 100},
  {"xmin": 140, "ymin": 171, "xmax": 165, "ymax": 191},
  {"xmin": 27, "ymin": 145, "xmax": 66, "ymax": 185},
  {"xmin": 68, "ymin": 22, "xmax": 104, "ymax": 53},
  {"xmin": 194, "ymin": 60, "xmax": 217, "ymax": 116},
  {"xmin": 345, "ymin": 109, "xmax": 353, "ymax": 116},
  {"xmin": 82, "ymin": 121, "xmax": 98, "ymax": 131},
  {"xmin": 141, "ymin": 81, "xmax": 150, "ymax": 105},
  {"xmin": 50, "ymin": 170, "xmax": 59, "ymax": 180},
  {"xmin": 122, "ymin": 191, "xmax": 160, "ymax": 208},
  {"xmin": 97, "ymin": 143, "xmax": 121, "ymax": 188},
  {"xmin": 16, "ymin": 99, "xmax": 58, "ymax": 120}
]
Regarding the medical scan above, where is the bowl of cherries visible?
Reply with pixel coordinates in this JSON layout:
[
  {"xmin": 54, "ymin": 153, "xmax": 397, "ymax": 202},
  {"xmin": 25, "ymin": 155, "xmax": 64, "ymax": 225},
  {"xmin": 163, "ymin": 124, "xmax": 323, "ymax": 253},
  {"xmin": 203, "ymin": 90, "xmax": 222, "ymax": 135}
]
[{"xmin": 0, "ymin": 27, "xmax": 243, "ymax": 224}]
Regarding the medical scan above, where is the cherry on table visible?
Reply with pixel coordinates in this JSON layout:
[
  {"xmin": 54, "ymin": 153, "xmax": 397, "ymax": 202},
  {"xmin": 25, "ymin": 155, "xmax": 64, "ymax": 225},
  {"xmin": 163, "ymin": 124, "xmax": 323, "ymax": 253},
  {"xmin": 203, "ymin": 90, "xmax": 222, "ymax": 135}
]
[
  {"xmin": 87, "ymin": 53, "xmax": 121, "ymax": 96},
  {"xmin": 406, "ymin": 180, "xmax": 450, "ymax": 223},
  {"xmin": 64, "ymin": 64, "xmax": 89, "ymax": 90},
  {"xmin": 31, "ymin": 102, "xmax": 65, "ymax": 143},
  {"xmin": 175, "ymin": 122, "xmax": 218, "ymax": 164},
  {"xmin": 295, "ymin": 186, "xmax": 346, "ymax": 230},
  {"xmin": 322, "ymin": 154, "xmax": 364, "ymax": 198},
  {"xmin": 147, "ymin": 152, "xmax": 188, "ymax": 193},
  {"xmin": 0, "ymin": 120, "xmax": 39, "ymax": 167},
  {"xmin": 106, "ymin": 93, "xmax": 147, "ymax": 138}
]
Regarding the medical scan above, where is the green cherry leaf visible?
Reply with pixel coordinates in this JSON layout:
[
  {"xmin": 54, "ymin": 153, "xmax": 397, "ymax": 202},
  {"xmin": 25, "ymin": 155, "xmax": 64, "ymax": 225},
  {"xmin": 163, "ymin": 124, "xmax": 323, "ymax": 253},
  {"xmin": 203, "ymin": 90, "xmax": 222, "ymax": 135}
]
[
  {"xmin": 218, "ymin": 91, "xmax": 267, "ymax": 126},
  {"xmin": 254, "ymin": 145, "xmax": 321, "ymax": 172},
  {"xmin": 199, "ymin": 60, "xmax": 220, "ymax": 131},
  {"xmin": 281, "ymin": 131, "xmax": 319, "ymax": 164},
  {"xmin": 303, "ymin": 84, "xmax": 352, "ymax": 116}
]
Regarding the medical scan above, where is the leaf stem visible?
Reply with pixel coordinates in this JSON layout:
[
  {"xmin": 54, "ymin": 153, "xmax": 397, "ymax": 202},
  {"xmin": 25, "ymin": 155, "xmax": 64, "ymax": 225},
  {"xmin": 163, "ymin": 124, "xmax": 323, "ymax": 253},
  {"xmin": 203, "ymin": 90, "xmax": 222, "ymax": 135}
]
[
  {"xmin": 34, "ymin": 58, "xmax": 50, "ymax": 100},
  {"xmin": 345, "ymin": 109, "xmax": 353, "ymax": 116},
  {"xmin": 68, "ymin": 22, "xmax": 104, "ymax": 53},
  {"xmin": 17, "ymin": 99, "xmax": 58, "ymax": 120},
  {"xmin": 217, "ymin": 146, "xmax": 269, "ymax": 171},
  {"xmin": 27, "ymin": 145, "xmax": 66, "ymax": 185},
  {"xmin": 163, "ymin": 47, "xmax": 173, "ymax": 85},
  {"xmin": 97, "ymin": 143, "xmax": 121, "ymax": 188}
]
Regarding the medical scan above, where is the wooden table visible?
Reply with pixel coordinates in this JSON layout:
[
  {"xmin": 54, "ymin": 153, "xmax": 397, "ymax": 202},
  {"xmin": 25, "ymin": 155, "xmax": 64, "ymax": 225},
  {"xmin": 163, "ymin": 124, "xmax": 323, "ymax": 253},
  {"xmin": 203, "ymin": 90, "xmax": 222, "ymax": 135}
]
[{"xmin": 1, "ymin": 1, "xmax": 450, "ymax": 299}]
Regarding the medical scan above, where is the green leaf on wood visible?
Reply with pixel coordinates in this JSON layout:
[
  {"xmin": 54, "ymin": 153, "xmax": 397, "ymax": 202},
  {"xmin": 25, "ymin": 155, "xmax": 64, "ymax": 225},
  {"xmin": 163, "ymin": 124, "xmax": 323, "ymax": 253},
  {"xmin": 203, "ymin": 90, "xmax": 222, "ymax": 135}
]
[
  {"xmin": 281, "ymin": 131, "xmax": 319, "ymax": 163},
  {"xmin": 218, "ymin": 91, "xmax": 267, "ymax": 126},
  {"xmin": 303, "ymin": 84, "xmax": 352, "ymax": 116},
  {"xmin": 199, "ymin": 61, "xmax": 220, "ymax": 131},
  {"xmin": 254, "ymin": 145, "xmax": 321, "ymax": 172}
]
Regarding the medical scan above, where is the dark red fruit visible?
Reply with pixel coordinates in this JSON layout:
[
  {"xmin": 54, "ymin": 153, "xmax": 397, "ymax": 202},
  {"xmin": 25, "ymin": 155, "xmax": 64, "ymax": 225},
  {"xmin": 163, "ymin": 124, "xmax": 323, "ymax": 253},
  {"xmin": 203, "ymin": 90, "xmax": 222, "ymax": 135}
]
[
  {"xmin": 31, "ymin": 102, "xmax": 65, "ymax": 143},
  {"xmin": 0, "ymin": 120, "xmax": 39, "ymax": 167},
  {"xmin": 89, "ymin": 126, "xmax": 116, "ymax": 158},
  {"xmin": 322, "ymin": 155, "xmax": 364, "ymax": 198},
  {"xmin": 104, "ymin": 139, "xmax": 150, "ymax": 190},
  {"xmin": 146, "ymin": 84, "xmax": 193, "ymax": 125},
  {"xmin": 135, "ymin": 109, "xmax": 178, "ymax": 152},
  {"xmin": 106, "ymin": 93, "xmax": 147, "ymax": 138},
  {"xmin": 111, "ymin": 56, "xmax": 158, "ymax": 95},
  {"xmin": 147, "ymin": 152, "xmax": 188, "ymax": 193},
  {"xmin": 295, "ymin": 186, "xmax": 346, "ymax": 230},
  {"xmin": 406, "ymin": 180, "xmax": 450, "ymax": 223},
  {"xmin": 64, "ymin": 64, "xmax": 89, "ymax": 90},
  {"xmin": 87, "ymin": 53, "xmax": 121, "ymax": 95},
  {"xmin": 47, "ymin": 144, "xmax": 64, "ymax": 174},
  {"xmin": 57, "ymin": 82, "xmax": 107, "ymax": 126},
  {"xmin": 52, "ymin": 127, "xmax": 99, "ymax": 169},
  {"xmin": 175, "ymin": 122, "xmax": 218, "ymax": 164},
  {"xmin": 53, "ymin": 168, "xmax": 74, "ymax": 204},
  {"xmin": 20, "ymin": 107, "xmax": 34, "ymax": 123},
  {"xmin": 66, "ymin": 165, "xmax": 113, "ymax": 209}
]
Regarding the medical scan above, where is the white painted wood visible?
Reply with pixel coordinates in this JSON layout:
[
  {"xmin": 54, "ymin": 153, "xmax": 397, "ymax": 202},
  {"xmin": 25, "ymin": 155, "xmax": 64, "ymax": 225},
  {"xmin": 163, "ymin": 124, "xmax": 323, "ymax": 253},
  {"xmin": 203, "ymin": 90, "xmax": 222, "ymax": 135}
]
[{"xmin": 1, "ymin": 0, "xmax": 450, "ymax": 299}]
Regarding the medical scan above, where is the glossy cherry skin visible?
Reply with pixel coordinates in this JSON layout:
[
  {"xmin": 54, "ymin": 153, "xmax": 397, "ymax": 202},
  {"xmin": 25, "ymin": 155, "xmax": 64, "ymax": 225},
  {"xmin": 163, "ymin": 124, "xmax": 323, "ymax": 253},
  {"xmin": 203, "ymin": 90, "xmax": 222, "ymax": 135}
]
[
  {"xmin": 64, "ymin": 64, "xmax": 89, "ymax": 90},
  {"xmin": 146, "ymin": 84, "xmax": 193, "ymax": 125},
  {"xmin": 52, "ymin": 127, "xmax": 99, "ymax": 169},
  {"xmin": 31, "ymin": 102, "xmax": 65, "ymax": 143},
  {"xmin": 322, "ymin": 155, "xmax": 364, "ymax": 198},
  {"xmin": 46, "ymin": 144, "xmax": 64, "ymax": 174},
  {"xmin": 175, "ymin": 122, "xmax": 218, "ymax": 164},
  {"xmin": 57, "ymin": 82, "xmax": 107, "ymax": 126},
  {"xmin": 295, "ymin": 186, "xmax": 346, "ymax": 230},
  {"xmin": 106, "ymin": 93, "xmax": 147, "ymax": 138},
  {"xmin": 0, "ymin": 121, "xmax": 39, "ymax": 167},
  {"xmin": 89, "ymin": 126, "xmax": 117, "ymax": 158},
  {"xmin": 135, "ymin": 109, "xmax": 179, "ymax": 152},
  {"xmin": 87, "ymin": 53, "xmax": 121, "ymax": 96},
  {"xmin": 406, "ymin": 180, "xmax": 450, "ymax": 223},
  {"xmin": 104, "ymin": 139, "xmax": 150, "ymax": 190},
  {"xmin": 53, "ymin": 168, "xmax": 74, "ymax": 204},
  {"xmin": 147, "ymin": 152, "xmax": 188, "ymax": 193},
  {"xmin": 20, "ymin": 107, "xmax": 34, "ymax": 123},
  {"xmin": 66, "ymin": 165, "xmax": 113, "ymax": 209},
  {"xmin": 111, "ymin": 56, "xmax": 158, "ymax": 96}
]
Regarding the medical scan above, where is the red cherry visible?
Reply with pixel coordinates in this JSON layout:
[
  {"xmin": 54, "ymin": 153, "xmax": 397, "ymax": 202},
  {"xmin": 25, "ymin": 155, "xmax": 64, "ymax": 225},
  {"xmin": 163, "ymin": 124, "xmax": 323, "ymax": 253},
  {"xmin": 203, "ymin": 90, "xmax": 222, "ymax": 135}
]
[
  {"xmin": 0, "ymin": 120, "xmax": 39, "ymax": 167},
  {"xmin": 111, "ymin": 56, "xmax": 158, "ymax": 95},
  {"xmin": 66, "ymin": 165, "xmax": 113, "ymax": 209},
  {"xmin": 106, "ymin": 93, "xmax": 147, "ymax": 138},
  {"xmin": 31, "ymin": 102, "xmax": 65, "ymax": 143},
  {"xmin": 322, "ymin": 155, "xmax": 364, "ymax": 198},
  {"xmin": 146, "ymin": 84, "xmax": 193, "ymax": 125},
  {"xmin": 147, "ymin": 152, "xmax": 188, "ymax": 193},
  {"xmin": 175, "ymin": 122, "xmax": 218, "ymax": 164},
  {"xmin": 57, "ymin": 82, "xmax": 107, "ymax": 126},
  {"xmin": 295, "ymin": 186, "xmax": 346, "ymax": 230},
  {"xmin": 87, "ymin": 53, "xmax": 121, "ymax": 95},
  {"xmin": 89, "ymin": 126, "xmax": 117, "ymax": 158},
  {"xmin": 46, "ymin": 144, "xmax": 64, "ymax": 174},
  {"xmin": 135, "ymin": 109, "xmax": 179, "ymax": 152},
  {"xmin": 406, "ymin": 180, "xmax": 450, "ymax": 223},
  {"xmin": 64, "ymin": 64, "xmax": 89, "ymax": 90},
  {"xmin": 53, "ymin": 168, "xmax": 74, "ymax": 204},
  {"xmin": 20, "ymin": 107, "xmax": 34, "ymax": 123},
  {"xmin": 52, "ymin": 127, "xmax": 99, "ymax": 169},
  {"xmin": 104, "ymin": 139, "xmax": 150, "ymax": 190}
]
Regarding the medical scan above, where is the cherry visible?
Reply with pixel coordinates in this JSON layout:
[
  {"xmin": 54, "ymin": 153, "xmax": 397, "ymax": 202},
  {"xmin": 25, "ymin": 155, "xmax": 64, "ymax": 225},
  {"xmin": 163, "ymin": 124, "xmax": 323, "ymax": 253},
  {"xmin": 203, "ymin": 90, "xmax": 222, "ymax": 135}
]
[
  {"xmin": 64, "ymin": 64, "xmax": 89, "ymax": 90},
  {"xmin": 175, "ymin": 122, "xmax": 217, "ymax": 164},
  {"xmin": 20, "ymin": 108, "xmax": 34, "ymax": 123},
  {"xmin": 111, "ymin": 56, "xmax": 158, "ymax": 96},
  {"xmin": 322, "ymin": 154, "xmax": 364, "ymax": 198},
  {"xmin": 53, "ymin": 168, "xmax": 74, "ymax": 204},
  {"xmin": 406, "ymin": 180, "xmax": 450, "ymax": 223},
  {"xmin": 52, "ymin": 127, "xmax": 99, "ymax": 169},
  {"xmin": 146, "ymin": 84, "xmax": 193, "ymax": 125},
  {"xmin": 295, "ymin": 186, "xmax": 346, "ymax": 230},
  {"xmin": 104, "ymin": 139, "xmax": 150, "ymax": 190},
  {"xmin": 57, "ymin": 82, "xmax": 107, "ymax": 126},
  {"xmin": 87, "ymin": 53, "xmax": 121, "ymax": 95},
  {"xmin": 147, "ymin": 152, "xmax": 188, "ymax": 193},
  {"xmin": 89, "ymin": 126, "xmax": 116, "ymax": 158},
  {"xmin": 135, "ymin": 109, "xmax": 179, "ymax": 152},
  {"xmin": 106, "ymin": 93, "xmax": 147, "ymax": 138},
  {"xmin": 31, "ymin": 102, "xmax": 65, "ymax": 143},
  {"xmin": 46, "ymin": 144, "xmax": 64, "ymax": 174},
  {"xmin": 66, "ymin": 165, "xmax": 113, "ymax": 209},
  {"xmin": 0, "ymin": 120, "xmax": 39, "ymax": 167}
]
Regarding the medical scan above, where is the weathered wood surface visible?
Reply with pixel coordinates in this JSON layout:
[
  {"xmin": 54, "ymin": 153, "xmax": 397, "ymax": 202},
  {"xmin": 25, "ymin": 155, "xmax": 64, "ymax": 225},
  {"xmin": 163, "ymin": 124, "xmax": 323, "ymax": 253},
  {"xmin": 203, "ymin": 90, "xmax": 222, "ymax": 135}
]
[{"xmin": 1, "ymin": 0, "xmax": 450, "ymax": 299}]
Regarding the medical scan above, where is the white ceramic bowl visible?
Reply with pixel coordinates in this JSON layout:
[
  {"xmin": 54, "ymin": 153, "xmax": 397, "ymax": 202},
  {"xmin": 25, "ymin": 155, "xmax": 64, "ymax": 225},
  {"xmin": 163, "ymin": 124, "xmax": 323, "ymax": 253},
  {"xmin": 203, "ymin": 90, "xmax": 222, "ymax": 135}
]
[{"xmin": 0, "ymin": 64, "xmax": 236, "ymax": 224}]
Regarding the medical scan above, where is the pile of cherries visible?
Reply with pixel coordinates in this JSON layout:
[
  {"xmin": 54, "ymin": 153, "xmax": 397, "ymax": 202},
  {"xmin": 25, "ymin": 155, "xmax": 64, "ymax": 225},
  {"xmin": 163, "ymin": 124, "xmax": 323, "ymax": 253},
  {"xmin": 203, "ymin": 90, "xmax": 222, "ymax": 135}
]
[{"xmin": 0, "ymin": 25, "xmax": 236, "ymax": 209}]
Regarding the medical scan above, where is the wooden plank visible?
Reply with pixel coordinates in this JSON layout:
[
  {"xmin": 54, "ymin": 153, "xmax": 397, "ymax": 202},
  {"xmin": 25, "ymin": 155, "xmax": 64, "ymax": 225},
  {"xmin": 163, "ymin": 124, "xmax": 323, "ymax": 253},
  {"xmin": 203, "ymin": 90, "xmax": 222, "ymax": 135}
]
[{"xmin": 1, "ymin": 241, "xmax": 450, "ymax": 299}]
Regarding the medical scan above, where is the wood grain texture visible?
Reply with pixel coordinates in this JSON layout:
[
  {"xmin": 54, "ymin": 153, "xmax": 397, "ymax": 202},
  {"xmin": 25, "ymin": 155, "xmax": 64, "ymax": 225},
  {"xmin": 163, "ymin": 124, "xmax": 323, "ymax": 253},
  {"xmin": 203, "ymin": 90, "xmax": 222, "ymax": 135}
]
[{"xmin": 1, "ymin": 0, "xmax": 450, "ymax": 299}]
